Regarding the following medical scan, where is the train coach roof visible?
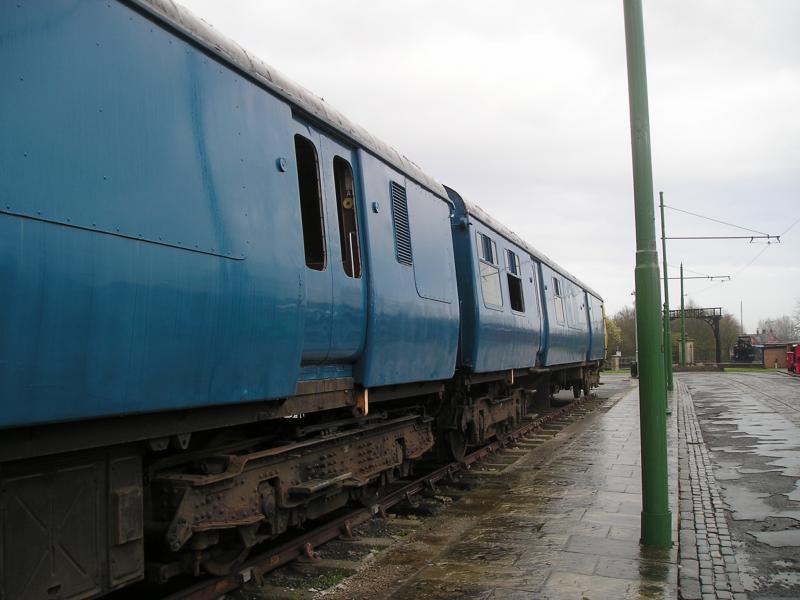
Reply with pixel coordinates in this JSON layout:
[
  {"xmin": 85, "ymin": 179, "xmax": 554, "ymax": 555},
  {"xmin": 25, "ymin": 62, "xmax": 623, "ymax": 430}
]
[
  {"xmin": 456, "ymin": 192, "xmax": 603, "ymax": 300},
  {"xmin": 130, "ymin": 0, "xmax": 602, "ymax": 304},
  {"xmin": 129, "ymin": 0, "xmax": 448, "ymax": 200}
]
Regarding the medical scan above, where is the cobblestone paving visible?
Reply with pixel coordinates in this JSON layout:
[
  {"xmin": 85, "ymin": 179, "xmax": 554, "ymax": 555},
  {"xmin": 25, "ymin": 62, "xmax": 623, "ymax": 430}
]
[{"xmin": 677, "ymin": 379, "xmax": 746, "ymax": 600}]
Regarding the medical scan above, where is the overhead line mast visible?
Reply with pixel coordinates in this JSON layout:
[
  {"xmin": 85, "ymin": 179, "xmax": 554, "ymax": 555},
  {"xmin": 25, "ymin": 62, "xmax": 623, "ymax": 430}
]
[{"xmin": 623, "ymin": 0, "xmax": 671, "ymax": 548}]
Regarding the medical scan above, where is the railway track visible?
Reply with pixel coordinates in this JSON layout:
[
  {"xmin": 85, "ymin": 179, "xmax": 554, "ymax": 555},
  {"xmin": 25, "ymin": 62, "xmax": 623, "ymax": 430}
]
[
  {"xmin": 719, "ymin": 372, "xmax": 800, "ymax": 414},
  {"xmin": 152, "ymin": 395, "xmax": 594, "ymax": 600}
]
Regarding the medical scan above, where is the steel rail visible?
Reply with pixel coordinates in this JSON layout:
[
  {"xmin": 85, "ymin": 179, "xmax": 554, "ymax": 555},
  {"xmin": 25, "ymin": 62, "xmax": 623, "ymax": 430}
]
[
  {"xmin": 719, "ymin": 374, "xmax": 800, "ymax": 415},
  {"xmin": 161, "ymin": 396, "xmax": 589, "ymax": 600}
]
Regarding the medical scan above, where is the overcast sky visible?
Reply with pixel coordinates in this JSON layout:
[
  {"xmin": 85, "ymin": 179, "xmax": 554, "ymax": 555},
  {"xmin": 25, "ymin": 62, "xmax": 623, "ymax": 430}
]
[{"xmin": 181, "ymin": 0, "xmax": 800, "ymax": 332}]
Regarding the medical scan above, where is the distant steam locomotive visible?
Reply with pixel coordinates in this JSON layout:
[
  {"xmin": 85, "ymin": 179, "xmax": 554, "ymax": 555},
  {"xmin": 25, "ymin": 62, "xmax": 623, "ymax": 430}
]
[{"xmin": 732, "ymin": 335, "xmax": 756, "ymax": 362}]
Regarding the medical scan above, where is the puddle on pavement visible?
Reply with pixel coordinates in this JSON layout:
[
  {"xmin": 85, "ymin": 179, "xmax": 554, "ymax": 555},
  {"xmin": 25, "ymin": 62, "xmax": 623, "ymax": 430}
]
[
  {"xmin": 690, "ymin": 380, "xmax": 800, "ymax": 520},
  {"xmin": 767, "ymin": 570, "xmax": 800, "ymax": 587},
  {"xmin": 738, "ymin": 468, "xmax": 784, "ymax": 474},
  {"xmin": 441, "ymin": 541, "xmax": 523, "ymax": 566},
  {"xmin": 687, "ymin": 374, "xmax": 800, "ymax": 598},
  {"xmin": 713, "ymin": 459, "xmax": 745, "ymax": 480},
  {"xmin": 748, "ymin": 529, "xmax": 800, "ymax": 547},
  {"xmin": 717, "ymin": 483, "xmax": 773, "ymax": 521}
]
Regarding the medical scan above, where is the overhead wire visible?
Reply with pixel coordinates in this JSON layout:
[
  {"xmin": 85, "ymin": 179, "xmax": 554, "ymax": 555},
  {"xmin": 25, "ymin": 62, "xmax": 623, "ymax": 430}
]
[
  {"xmin": 732, "ymin": 244, "xmax": 772, "ymax": 277},
  {"xmin": 665, "ymin": 200, "xmax": 797, "ymax": 300},
  {"xmin": 662, "ymin": 202, "xmax": 797, "ymax": 317},
  {"xmin": 689, "ymin": 244, "xmax": 771, "ymax": 298},
  {"xmin": 698, "ymin": 202, "xmax": 796, "ymax": 287},
  {"xmin": 664, "ymin": 204, "xmax": 769, "ymax": 236},
  {"xmin": 690, "ymin": 279, "xmax": 727, "ymax": 297},
  {"xmin": 658, "ymin": 200, "xmax": 796, "ymax": 309},
  {"xmin": 667, "ymin": 263, "xmax": 718, "ymax": 278},
  {"xmin": 780, "ymin": 215, "xmax": 800, "ymax": 237}
]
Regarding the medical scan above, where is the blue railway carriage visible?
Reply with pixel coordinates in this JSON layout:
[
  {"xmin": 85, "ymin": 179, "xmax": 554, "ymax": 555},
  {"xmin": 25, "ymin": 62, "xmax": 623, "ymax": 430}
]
[
  {"xmin": 439, "ymin": 188, "xmax": 605, "ymax": 457},
  {"xmin": 0, "ymin": 1, "xmax": 604, "ymax": 598}
]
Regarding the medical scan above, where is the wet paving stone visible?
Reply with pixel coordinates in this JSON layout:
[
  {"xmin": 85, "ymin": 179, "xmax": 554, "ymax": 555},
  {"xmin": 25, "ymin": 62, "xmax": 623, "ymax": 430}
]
[
  {"xmin": 317, "ymin": 375, "xmax": 687, "ymax": 599},
  {"xmin": 514, "ymin": 549, "xmax": 599, "ymax": 574},
  {"xmin": 408, "ymin": 563, "xmax": 550, "ymax": 593},
  {"xmin": 680, "ymin": 371, "xmax": 800, "ymax": 599},
  {"xmin": 594, "ymin": 556, "xmax": 677, "ymax": 582},
  {"xmin": 565, "ymin": 534, "xmax": 651, "ymax": 560},
  {"xmin": 539, "ymin": 569, "xmax": 677, "ymax": 600},
  {"xmin": 441, "ymin": 541, "xmax": 526, "ymax": 566}
]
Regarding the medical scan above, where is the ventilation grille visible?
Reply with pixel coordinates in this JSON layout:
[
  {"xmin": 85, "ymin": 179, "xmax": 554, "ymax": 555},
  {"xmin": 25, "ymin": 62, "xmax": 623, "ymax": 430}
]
[{"xmin": 390, "ymin": 181, "xmax": 413, "ymax": 265}]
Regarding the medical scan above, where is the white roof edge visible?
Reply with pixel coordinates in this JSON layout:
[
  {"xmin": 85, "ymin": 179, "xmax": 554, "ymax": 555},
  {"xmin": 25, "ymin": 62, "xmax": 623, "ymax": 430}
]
[
  {"xmin": 127, "ymin": 0, "xmax": 601, "ymax": 302},
  {"xmin": 463, "ymin": 198, "xmax": 603, "ymax": 301},
  {"xmin": 128, "ymin": 0, "xmax": 449, "ymax": 200}
]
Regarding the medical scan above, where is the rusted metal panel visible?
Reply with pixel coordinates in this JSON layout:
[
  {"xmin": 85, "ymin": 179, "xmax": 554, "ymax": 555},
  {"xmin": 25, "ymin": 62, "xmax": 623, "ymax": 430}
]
[
  {"xmin": 113, "ymin": 487, "xmax": 143, "ymax": 544},
  {"xmin": 161, "ymin": 396, "xmax": 589, "ymax": 600},
  {"xmin": 109, "ymin": 454, "xmax": 145, "ymax": 587},
  {"xmin": 149, "ymin": 416, "xmax": 434, "ymax": 578}
]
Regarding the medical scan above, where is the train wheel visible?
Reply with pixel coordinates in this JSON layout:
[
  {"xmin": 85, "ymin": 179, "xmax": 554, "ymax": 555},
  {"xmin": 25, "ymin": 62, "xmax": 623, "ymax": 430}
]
[
  {"xmin": 582, "ymin": 375, "xmax": 591, "ymax": 397},
  {"xmin": 201, "ymin": 534, "xmax": 251, "ymax": 576},
  {"xmin": 496, "ymin": 421, "xmax": 512, "ymax": 445},
  {"xmin": 447, "ymin": 429, "xmax": 468, "ymax": 462}
]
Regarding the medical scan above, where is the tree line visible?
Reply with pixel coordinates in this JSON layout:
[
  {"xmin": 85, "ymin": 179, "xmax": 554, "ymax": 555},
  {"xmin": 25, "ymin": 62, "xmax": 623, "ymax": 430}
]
[
  {"xmin": 757, "ymin": 310, "xmax": 800, "ymax": 342},
  {"xmin": 604, "ymin": 298, "xmax": 800, "ymax": 363}
]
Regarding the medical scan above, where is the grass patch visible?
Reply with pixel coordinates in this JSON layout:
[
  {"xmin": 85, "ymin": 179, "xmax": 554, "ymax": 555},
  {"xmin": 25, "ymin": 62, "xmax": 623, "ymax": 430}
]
[
  {"xmin": 602, "ymin": 369, "xmax": 630, "ymax": 375},
  {"xmin": 723, "ymin": 367, "xmax": 769, "ymax": 373},
  {"xmin": 316, "ymin": 571, "xmax": 349, "ymax": 589}
]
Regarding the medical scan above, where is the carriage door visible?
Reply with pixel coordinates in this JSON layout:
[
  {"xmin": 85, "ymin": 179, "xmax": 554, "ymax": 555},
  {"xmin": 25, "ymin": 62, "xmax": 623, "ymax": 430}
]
[
  {"xmin": 293, "ymin": 123, "xmax": 332, "ymax": 362},
  {"xmin": 317, "ymin": 133, "xmax": 367, "ymax": 361}
]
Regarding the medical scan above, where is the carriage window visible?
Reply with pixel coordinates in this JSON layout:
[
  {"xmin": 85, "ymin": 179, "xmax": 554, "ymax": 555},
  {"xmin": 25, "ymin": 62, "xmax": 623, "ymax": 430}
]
[
  {"xmin": 506, "ymin": 249, "xmax": 520, "ymax": 275},
  {"xmin": 333, "ymin": 156, "xmax": 361, "ymax": 278},
  {"xmin": 480, "ymin": 262, "xmax": 503, "ymax": 306},
  {"xmin": 294, "ymin": 135, "xmax": 326, "ymax": 270},
  {"xmin": 553, "ymin": 276, "xmax": 566, "ymax": 324},
  {"xmin": 506, "ymin": 249, "xmax": 524, "ymax": 312},
  {"xmin": 477, "ymin": 232, "xmax": 502, "ymax": 307},
  {"xmin": 477, "ymin": 231, "xmax": 496, "ymax": 264}
]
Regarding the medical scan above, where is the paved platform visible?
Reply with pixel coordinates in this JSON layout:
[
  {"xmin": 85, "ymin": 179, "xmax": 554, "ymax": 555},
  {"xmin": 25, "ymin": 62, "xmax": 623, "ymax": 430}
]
[
  {"xmin": 680, "ymin": 371, "xmax": 800, "ymax": 599},
  {"xmin": 321, "ymin": 372, "xmax": 798, "ymax": 599},
  {"xmin": 677, "ymin": 378, "xmax": 746, "ymax": 600},
  {"xmin": 326, "ymin": 376, "xmax": 683, "ymax": 599}
]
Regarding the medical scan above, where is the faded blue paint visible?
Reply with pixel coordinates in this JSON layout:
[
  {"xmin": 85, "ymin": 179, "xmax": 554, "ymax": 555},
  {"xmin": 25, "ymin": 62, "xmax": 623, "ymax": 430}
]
[
  {"xmin": 535, "ymin": 260, "xmax": 551, "ymax": 365},
  {"xmin": 539, "ymin": 264, "xmax": 591, "ymax": 365},
  {"xmin": 448, "ymin": 190, "xmax": 543, "ymax": 373},
  {"xmin": 0, "ymin": 1, "xmax": 602, "ymax": 432},
  {"xmin": 587, "ymin": 293, "xmax": 606, "ymax": 361},
  {"xmin": 0, "ymin": 0, "xmax": 461, "ymax": 431},
  {"xmin": 298, "ymin": 364, "xmax": 353, "ymax": 381},
  {"xmin": 293, "ymin": 120, "xmax": 367, "ymax": 364},
  {"xmin": 1, "ymin": 1, "xmax": 303, "ymax": 427},
  {"xmin": 293, "ymin": 124, "xmax": 332, "ymax": 363},
  {"xmin": 354, "ymin": 156, "xmax": 459, "ymax": 387},
  {"xmin": 320, "ymin": 135, "xmax": 368, "ymax": 362}
]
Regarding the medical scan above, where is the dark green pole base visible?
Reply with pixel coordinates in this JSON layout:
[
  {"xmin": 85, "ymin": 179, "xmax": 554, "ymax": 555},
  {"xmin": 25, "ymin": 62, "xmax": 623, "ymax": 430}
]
[{"xmin": 640, "ymin": 510, "xmax": 673, "ymax": 547}]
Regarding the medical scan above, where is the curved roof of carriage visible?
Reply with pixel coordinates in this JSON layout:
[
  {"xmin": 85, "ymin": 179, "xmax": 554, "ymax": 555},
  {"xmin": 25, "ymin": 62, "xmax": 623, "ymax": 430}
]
[
  {"xmin": 447, "ymin": 188, "xmax": 602, "ymax": 299},
  {"xmin": 133, "ymin": 0, "xmax": 602, "ymax": 301}
]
